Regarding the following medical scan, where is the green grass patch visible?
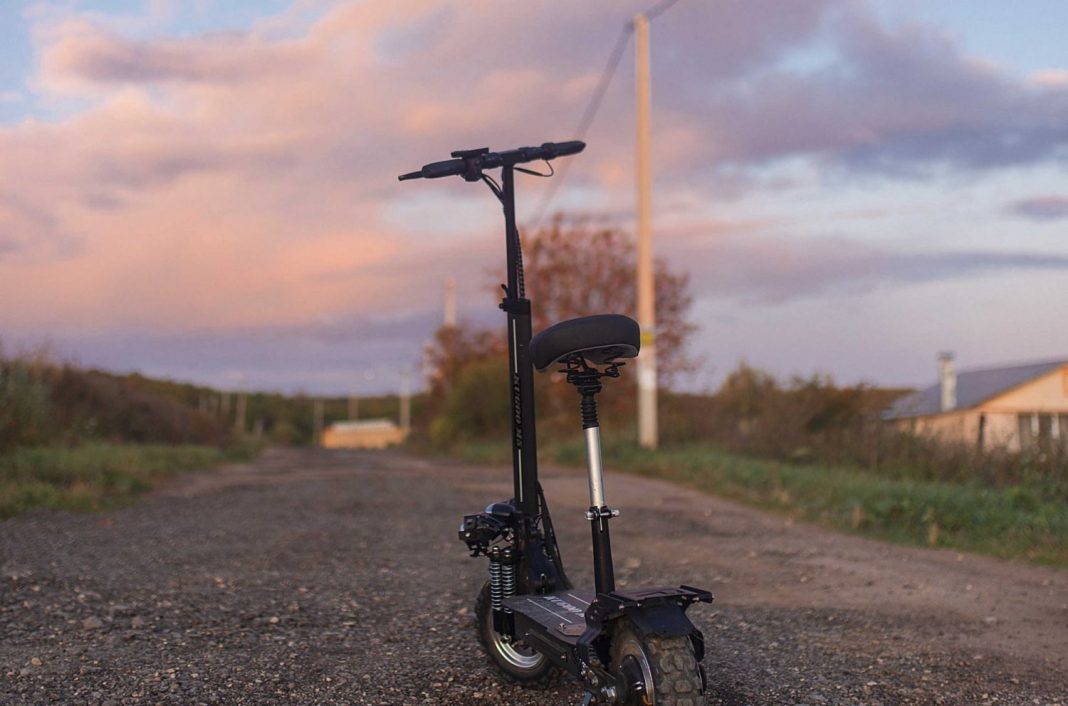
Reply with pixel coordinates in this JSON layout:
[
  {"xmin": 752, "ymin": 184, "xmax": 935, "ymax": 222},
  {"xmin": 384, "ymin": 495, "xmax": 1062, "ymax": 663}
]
[
  {"xmin": 0, "ymin": 442, "xmax": 258, "ymax": 519},
  {"xmin": 449, "ymin": 439, "xmax": 1068, "ymax": 567}
]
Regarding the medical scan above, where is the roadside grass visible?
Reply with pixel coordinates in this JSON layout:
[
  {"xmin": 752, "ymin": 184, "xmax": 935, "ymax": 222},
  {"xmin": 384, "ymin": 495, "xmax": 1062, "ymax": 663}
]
[
  {"xmin": 0, "ymin": 441, "xmax": 260, "ymax": 519},
  {"xmin": 446, "ymin": 439, "xmax": 1068, "ymax": 567}
]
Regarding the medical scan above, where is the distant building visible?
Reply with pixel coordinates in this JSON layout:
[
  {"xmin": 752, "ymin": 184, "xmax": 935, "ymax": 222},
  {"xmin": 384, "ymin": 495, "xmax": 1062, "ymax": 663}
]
[
  {"xmin": 883, "ymin": 356, "xmax": 1068, "ymax": 452},
  {"xmin": 321, "ymin": 419, "xmax": 407, "ymax": 449}
]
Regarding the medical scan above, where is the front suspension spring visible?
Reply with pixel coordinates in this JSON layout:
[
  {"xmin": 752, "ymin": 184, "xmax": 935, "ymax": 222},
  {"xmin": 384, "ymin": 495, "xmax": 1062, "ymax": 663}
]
[
  {"xmin": 488, "ymin": 556, "xmax": 503, "ymax": 611},
  {"xmin": 501, "ymin": 559, "xmax": 516, "ymax": 600}
]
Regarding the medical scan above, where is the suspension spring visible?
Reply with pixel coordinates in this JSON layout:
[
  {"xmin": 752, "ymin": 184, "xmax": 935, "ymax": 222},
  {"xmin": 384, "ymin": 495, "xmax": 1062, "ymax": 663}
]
[
  {"xmin": 488, "ymin": 553, "xmax": 503, "ymax": 612},
  {"xmin": 501, "ymin": 559, "xmax": 516, "ymax": 600}
]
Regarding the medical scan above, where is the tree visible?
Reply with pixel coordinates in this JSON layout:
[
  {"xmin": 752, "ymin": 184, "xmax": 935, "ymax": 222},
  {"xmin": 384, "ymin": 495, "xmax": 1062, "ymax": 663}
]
[
  {"xmin": 422, "ymin": 214, "xmax": 698, "ymax": 443},
  {"xmin": 519, "ymin": 214, "xmax": 696, "ymax": 382},
  {"xmin": 423, "ymin": 323, "xmax": 503, "ymax": 411}
]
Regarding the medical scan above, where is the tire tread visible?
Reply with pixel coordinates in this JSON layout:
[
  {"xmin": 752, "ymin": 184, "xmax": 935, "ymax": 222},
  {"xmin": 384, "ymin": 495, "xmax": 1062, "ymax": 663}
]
[{"xmin": 612, "ymin": 623, "xmax": 704, "ymax": 706}]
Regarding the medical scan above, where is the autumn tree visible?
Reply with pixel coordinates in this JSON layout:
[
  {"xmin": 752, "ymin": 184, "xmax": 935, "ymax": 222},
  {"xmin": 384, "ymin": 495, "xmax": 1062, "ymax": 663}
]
[
  {"xmin": 423, "ymin": 324, "xmax": 503, "ymax": 409},
  {"xmin": 519, "ymin": 214, "xmax": 697, "ymax": 382},
  {"xmin": 422, "ymin": 214, "xmax": 698, "ymax": 443}
]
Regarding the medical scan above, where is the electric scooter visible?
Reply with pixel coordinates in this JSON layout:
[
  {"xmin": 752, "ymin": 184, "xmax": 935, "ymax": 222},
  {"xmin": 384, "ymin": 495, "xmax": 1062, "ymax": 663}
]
[{"xmin": 400, "ymin": 141, "xmax": 712, "ymax": 705}]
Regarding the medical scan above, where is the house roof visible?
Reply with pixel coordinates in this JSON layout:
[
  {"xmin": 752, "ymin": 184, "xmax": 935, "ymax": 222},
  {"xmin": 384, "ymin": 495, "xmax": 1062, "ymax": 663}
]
[{"xmin": 883, "ymin": 359, "xmax": 1068, "ymax": 420}]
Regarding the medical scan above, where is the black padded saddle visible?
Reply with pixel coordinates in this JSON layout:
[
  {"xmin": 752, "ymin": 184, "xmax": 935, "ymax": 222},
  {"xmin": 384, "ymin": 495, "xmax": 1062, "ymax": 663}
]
[{"xmin": 529, "ymin": 314, "xmax": 641, "ymax": 372}]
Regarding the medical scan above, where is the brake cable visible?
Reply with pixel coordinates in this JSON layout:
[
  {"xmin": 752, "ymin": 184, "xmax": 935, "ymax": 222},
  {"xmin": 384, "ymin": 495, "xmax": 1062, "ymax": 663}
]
[{"xmin": 515, "ymin": 160, "xmax": 555, "ymax": 178}]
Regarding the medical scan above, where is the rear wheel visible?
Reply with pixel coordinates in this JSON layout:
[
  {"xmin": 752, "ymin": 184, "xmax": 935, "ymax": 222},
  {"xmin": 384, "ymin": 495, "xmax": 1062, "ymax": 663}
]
[
  {"xmin": 474, "ymin": 582, "xmax": 559, "ymax": 688},
  {"xmin": 611, "ymin": 621, "xmax": 703, "ymax": 706}
]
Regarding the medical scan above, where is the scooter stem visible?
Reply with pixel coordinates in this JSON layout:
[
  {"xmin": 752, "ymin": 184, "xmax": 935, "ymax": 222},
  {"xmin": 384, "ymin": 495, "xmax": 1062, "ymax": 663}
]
[{"xmin": 500, "ymin": 165, "xmax": 540, "ymax": 517}]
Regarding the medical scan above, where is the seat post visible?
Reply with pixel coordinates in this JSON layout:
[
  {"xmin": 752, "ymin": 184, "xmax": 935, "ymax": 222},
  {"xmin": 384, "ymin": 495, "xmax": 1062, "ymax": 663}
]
[{"xmin": 576, "ymin": 376, "xmax": 617, "ymax": 595}]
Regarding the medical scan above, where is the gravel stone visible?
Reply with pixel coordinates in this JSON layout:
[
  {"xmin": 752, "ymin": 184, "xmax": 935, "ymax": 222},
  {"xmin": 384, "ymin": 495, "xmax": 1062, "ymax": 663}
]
[{"xmin": 1, "ymin": 448, "xmax": 1065, "ymax": 705}]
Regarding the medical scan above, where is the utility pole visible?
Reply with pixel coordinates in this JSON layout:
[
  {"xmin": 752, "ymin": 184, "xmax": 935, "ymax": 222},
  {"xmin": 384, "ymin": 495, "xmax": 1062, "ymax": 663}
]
[
  {"xmin": 399, "ymin": 370, "xmax": 412, "ymax": 433},
  {"xmin": 233, "ymin": 373, "xmax": 247, "ymax": 434},
  {"xmin": 234, "ymin": 391, "xmax": 247, "ymax": 433},
  {"xmin": 634, "ymin": 12, "xmax": 658, "ymax": 449},
  {"xmin": 313, "ymin": 398, "xmax": 324, "ymax": 447},
  {"xmin": 444, "ymin": 276, "xmax": 457, "ymax": 328}
]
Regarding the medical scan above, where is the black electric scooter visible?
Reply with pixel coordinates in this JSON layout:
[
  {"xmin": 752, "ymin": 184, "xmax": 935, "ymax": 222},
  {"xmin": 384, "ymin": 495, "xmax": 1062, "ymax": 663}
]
[{"xmin": 400, "ymin": 141, "xmax": 712, "ymax": 705}]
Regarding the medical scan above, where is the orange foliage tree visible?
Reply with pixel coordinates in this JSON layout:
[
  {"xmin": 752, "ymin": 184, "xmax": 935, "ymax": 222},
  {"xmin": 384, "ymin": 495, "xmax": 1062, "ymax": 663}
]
[
  {"xmin": 422, "ymin": 215, "xmax": 698, "ymax": 443},
  {"xmin": 520, "ymin": 215, "xmax": 696, "ymax": 382}
]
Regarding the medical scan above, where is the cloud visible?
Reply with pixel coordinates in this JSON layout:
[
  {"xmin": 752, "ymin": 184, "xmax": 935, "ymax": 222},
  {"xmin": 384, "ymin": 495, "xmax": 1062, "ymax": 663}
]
[
  {"xmin": 1007, "ymin": 195, "xmax": 1068, "ymax": 221},
  {"xmin": 39, "ymin": 19, "xmax": 311, "ymax": 89},
  {"xmin": 36, "ymin": 309, "xmax": 444, "ymax": 395},
  {"xmin": 665, "ymin": 228, "xmax": 1068, "ymax": 304},
  {"xmin": 25, "ymin": 1, "xmax": 1068, "ymax": 199},
  {"xmin": 2, "ymin": 0, "xmax": 1068, "ymax": 390},
  {"xmin": 0, "ymin": 193, "xmax": 85, "ymax": 263},
  {"xmin": 660, "ymin": 9, "xmax": 1068, "ymax": 176},
  {"xmin": 1031, "ymin": 69, "xmax": 1068, "ymax": 89}
]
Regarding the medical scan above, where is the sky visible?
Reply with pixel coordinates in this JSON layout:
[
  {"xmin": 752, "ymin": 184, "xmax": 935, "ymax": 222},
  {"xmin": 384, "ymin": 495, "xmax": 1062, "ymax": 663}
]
[{"xmin": 1, "ymin": 0, "xmax": 1067, "ymax": 396}]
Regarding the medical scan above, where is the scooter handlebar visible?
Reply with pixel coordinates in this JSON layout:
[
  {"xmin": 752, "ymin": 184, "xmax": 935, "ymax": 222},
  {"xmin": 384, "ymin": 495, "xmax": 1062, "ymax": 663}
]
[{"xmin": 398, "ymin": 140, "xmax": 585, "ymax": 181}]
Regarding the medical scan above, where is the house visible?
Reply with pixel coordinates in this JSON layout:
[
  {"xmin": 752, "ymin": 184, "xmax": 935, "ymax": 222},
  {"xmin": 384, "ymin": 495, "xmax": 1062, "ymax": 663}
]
[
  {"xmin": 883, "ymin": 354, "xmax": 1068, "ymax": 452},
  {"xmin": 321, "ymin": 419, "xmax": 407, "ymax": 449}
]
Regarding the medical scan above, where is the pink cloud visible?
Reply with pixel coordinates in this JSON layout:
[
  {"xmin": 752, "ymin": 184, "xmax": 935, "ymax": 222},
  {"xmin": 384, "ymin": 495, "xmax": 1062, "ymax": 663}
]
[
  {"xmin": 2, "ymin": 0, "xmax": 1067, "ymax": 391},
  {"xmin": 1007, "ymin": 195, "xmax": 1068, "ymax": 221},
  {"xmin": 1030, "ymin": 69, "xmax": 1068, "ymax": 89}
]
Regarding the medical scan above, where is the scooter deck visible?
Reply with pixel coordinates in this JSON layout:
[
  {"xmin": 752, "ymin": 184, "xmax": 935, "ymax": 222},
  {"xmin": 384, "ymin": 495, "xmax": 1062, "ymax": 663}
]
[{"xmin": 503, "ymin": 589, "xmax": 595, "ymax": 645}]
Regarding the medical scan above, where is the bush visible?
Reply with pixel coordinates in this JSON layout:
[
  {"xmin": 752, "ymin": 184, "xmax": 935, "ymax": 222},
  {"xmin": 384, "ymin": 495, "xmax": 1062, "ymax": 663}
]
[
  {"xmin": 48, "ymin": 366, "xmax": 227, "ymax": 446},
  {"xmin": 426, "ymin": 349, "xmax": 1067, "ymax": 499},
  {"xmin": 431, "ymin": 356, "xmax": 511, "ymax": 447},
  {"xmin": 0, "ymin": 356, "xmax": 53, "ymax": 451},
  {"xmin": 0, "ymin": 345, "xmax": 232, "ymax": 450},
  {"xmin": 0, "ymin": 443, "xmax": 233, "ymax": 517}
]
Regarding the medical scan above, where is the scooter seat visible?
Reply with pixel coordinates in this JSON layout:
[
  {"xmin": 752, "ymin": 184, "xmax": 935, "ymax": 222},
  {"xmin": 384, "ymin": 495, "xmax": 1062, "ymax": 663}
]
[{"xmin": 530, "ymin": 314, "xmax": 640, "ymax": 372}]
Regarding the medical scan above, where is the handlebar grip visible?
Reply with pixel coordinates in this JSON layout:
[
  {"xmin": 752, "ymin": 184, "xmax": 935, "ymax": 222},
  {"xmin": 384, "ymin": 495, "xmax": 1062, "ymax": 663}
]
[
  {"xmin": 420, "ymin": 158, "xmax": 465, "ymax": 179},
  {"xmin": 543, "ymin": 141, "xmax": 585, "ymax": 158}
]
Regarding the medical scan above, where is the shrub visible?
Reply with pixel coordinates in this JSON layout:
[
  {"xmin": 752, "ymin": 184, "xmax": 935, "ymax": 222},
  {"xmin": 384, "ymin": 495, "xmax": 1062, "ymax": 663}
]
[{"xmin": 0, "ymin": 355, "xmax": 54, "ymax": 451}]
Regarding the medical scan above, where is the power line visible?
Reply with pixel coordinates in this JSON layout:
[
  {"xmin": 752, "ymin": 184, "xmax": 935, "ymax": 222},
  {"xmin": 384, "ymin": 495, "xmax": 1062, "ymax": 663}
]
[
  {"xmin": 526, "ymin": 24, "xmax": 631, "ymax": 231},
  {"xmin": 574, "ymin": 27, "xmax": 632, "ymax": 144},
  {"xmin": 646, "ymin": 0, "xmax": 682, "ymax": 21},
  {"xmin": 524, "ymin": 0, "xmax": 684, "ymax": 231}
]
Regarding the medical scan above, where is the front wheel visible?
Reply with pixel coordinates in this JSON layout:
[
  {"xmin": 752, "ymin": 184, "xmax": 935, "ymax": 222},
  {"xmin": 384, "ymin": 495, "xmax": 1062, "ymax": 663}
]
[
  {"xmin": 611, "ymin": 621, "xmax": 704, "ymax": 706},
  {"xmin": 474, "ymin": 582, "xmax": 559, "ymax": 688}
]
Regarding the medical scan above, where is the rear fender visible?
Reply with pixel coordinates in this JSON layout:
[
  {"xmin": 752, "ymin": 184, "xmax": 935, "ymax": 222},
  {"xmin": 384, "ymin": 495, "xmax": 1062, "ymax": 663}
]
[{"xmin": 622, "ymin": 600, "xmax": 696, "ymax": 639}]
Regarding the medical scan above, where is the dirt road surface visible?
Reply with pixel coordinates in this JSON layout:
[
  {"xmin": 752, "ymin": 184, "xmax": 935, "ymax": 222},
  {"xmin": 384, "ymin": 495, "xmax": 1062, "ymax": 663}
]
[{"xmin": 2, "ymin": 449, "xmax": 1066, "ymax": 705}]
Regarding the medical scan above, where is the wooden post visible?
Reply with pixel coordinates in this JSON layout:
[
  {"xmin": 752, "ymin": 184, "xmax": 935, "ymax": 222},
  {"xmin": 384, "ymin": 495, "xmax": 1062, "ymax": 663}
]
[
  {"xmin": 400, "ymin": 370, "xmax": 412, "ymax": 433},
  {"xmin": 234, "ymin": 392, "xmax": 247, "ymax": 433},
  {"xmin": 635, "ymin": 13, "xmax": 658, "ymax": 450},
  {"xmin": 444, "ymin": 276, "xmax": 457, "ymax": 328},
  {"xmin": 313, "ymin": 399, "xmax": 324, "ymax": 447}
]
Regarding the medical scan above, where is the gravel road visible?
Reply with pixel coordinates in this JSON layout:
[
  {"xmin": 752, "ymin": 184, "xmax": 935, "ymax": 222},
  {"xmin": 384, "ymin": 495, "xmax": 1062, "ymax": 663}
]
[{"xmin": 2, "ymin": 448, "xmax": 1066, "ymax": 705}]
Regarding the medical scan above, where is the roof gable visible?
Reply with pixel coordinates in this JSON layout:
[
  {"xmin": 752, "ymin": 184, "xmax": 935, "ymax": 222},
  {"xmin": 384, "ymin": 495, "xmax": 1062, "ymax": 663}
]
[{"xmin": 884, "ymin": 359, "xmax": 1068, "ymax": 419}]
